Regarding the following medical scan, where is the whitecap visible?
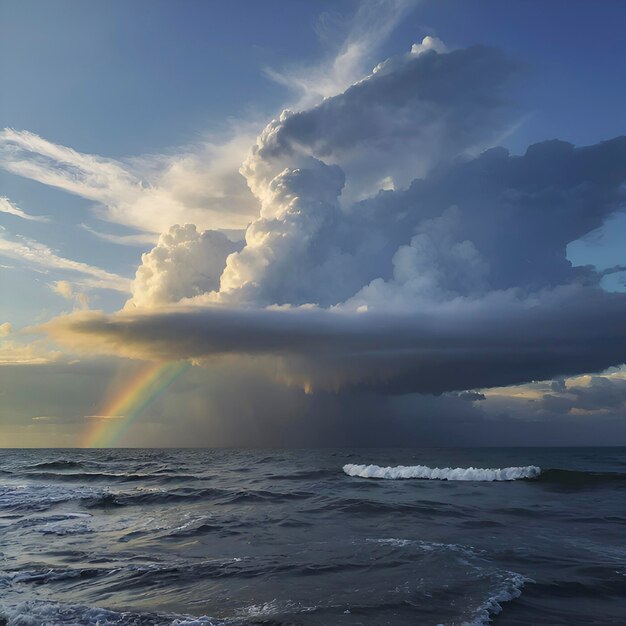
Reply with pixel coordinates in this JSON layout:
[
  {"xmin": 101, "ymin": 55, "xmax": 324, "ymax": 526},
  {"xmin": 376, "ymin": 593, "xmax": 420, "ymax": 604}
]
[
  {"xmin": 343, "ymin": 463, "xmax": 541, "ymax": 481},
  {"xmin": 461, "ymin": 572, "xmax": 529, "ymax": 626},
  {"xmin": 0, "ymin": 598, "xmax": 219, "ymax": 626}
]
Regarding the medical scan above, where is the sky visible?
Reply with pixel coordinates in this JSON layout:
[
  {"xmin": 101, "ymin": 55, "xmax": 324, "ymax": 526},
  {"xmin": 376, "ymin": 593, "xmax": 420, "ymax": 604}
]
[{"xmin": 1, "ymin": 0, "xmax": 626, "ymax": 447}]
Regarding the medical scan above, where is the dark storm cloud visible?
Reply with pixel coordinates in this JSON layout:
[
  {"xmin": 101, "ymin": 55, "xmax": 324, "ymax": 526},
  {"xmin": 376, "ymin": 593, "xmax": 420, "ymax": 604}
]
[{"xmin": 43, "ymin": 285, "xmax": 626, "ymax": 394}]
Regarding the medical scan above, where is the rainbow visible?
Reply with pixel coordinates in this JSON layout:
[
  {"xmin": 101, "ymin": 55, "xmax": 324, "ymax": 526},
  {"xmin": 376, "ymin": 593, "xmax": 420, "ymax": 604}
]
[{"xmin": 83, "ymin": 361, "xmax": 190, "ymax": 447}]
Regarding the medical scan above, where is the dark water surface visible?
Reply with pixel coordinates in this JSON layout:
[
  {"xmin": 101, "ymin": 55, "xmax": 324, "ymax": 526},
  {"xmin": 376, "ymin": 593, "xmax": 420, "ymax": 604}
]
[{"xmin": 0, "ymin": 448, "xmax": 624, "ymax": 625}]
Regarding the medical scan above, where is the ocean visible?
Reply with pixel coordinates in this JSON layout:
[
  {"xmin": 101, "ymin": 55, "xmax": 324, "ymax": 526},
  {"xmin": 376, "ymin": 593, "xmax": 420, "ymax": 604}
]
[{"xmin": 0, "ymin": 448, "xmax": 624, "ymax": 625}]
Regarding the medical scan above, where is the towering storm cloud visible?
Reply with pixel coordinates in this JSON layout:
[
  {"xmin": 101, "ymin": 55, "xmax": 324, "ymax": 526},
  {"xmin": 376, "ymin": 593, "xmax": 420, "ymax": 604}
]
[{"xmin": 42, "ymin": 39, "xmax": 626, "ymax": 395}]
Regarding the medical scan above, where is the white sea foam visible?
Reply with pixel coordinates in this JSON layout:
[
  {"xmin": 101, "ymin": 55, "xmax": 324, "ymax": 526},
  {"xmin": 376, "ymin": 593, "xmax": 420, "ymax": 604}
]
[
  {"xmin": 235, "ymin": 599, "xmax": 315, "ymax": 618},
  {"xmin": 366, "ymin": 537, "xmax": 483, "ymax": 558},
  {"xmin": 461, "ymin": 572, "xmax": 528, "ymax": 626},
  {"xmin": 343, "ymin": 463, "xmax": 541, "ymax": 481},
  {"xmin": 0, "ymin": 599, "xmax": 219, "ymax": 626}
]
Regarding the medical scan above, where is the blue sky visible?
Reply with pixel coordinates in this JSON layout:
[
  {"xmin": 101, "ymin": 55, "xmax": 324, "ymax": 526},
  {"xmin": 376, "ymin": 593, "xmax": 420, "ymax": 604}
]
[{"xmin": 1, "ymin": 0, "xmax": 626, "ymax": 446}]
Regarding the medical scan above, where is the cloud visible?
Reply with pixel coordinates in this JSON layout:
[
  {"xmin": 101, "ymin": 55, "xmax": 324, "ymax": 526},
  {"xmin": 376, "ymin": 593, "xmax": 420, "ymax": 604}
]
[
  {"xmin": 51, "ymin": 280, "xmax": 89, "ymax": 310},
  {"xmin": 127, "ymin": 224, "xmax": 242, "ymax": 308},
  {"xmin": 2, "ymin": 6, "xmax": 442, "ymax": 250},
  {"xmin": 458, "ymin": 391, "xmax": 486, "ymax": 402},
  {"xmin": 342, "ymin": 136, "xmax": 626, "ymax": 310},
  {"xmin": 176, "ymin": 40, "xmax": 517, "ymax": 310},
  {"xmin": 540, "ymin": 375, "xmax": 626, "ymax": 415},
  {"xmin": 36, "ymin": 39, "xmax": 626, "ymax": 403},
  {"xmin": 0, "ymin": 6, "xmax": 623, "ymax": 447},
  {"xmin": 254, "ymin": 41, "xmax": 519, "ymax": 209},
  {"xmin": 0, "ymin": 231, "xmax": 130, "ymax": 292},
  {"xmin": 40, "ymin": 285, "xmax": 626, "ymax": 394},
  {"xmin": 0, "ymin": 196, "xmax": 49, "ymax": 222},
  {"xmin": 0, "ymin": 124, "xmax": 260, "ymax": 236},
  {"xmin": 266, "ymin": 0, "xmax": 420, "ymax": 108},
  {"xmin": 51, "ymin": 280, "xmax": 73, "ymax": 300},
  {"xmin": 80, "ymin": 223, "xmax": 158, "ymax": 247},
  {"xmin": 3, "ymin": 355, "xmax": 625, "ymax": 447},
  {"xmin": 0, "ymin": 338, "xmax": 61, "ymax": 366},
  {"xmin": 0, "ymin": 322, "xmax": 12, "ymax": 337},
  {"xmin": 209, "ymin": 132, "xmax": 626, "ymax": 311},
  {"xmin": 475, "ymin": 366, "xmax": 626, "ymax": 440}
]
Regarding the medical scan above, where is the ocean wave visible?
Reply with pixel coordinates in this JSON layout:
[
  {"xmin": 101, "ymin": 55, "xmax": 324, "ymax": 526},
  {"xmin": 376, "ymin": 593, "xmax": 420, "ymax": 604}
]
[
  {"xmin": 343, "ymin": 463, "xmax": 542, "ymax": 481},
  {"xmin": 462, "ymin": 572, "xmax": 528, "ymax": 626},
  {"xmin": 39, "ymin": 521, "xmax": 93, "ymax": 536},
  {"xmin": 6, "ymin": 567, "xmax": 105, "ymax": 585},
  {"xmin": 235, "ymin": 598, "xmax": 315, "ymax": 618},
  {"xmin": 0, "ymin": 481, "xmax": 315, "ymax": 514},
  {"xmin": 27, "ymin": 460, "xmax": 84, "ymax": 470},
  {"xmin": 365, "ymin": 537, "xmax": 483, "ymax": 560},
  {"xmin": 0, "ymin": 599, "xmax": 219, "ymax": 626},
  {"xmin": 82, "ymin": 486, "xmax": 314, "ymax": 509},
  {"xmin": 80, "ymin": 486, "xmax": 230, "ymax": 509},
  {"xmin": 0, "ymin": 484, "xmax": 103, "ymax": 512},
  {"xmin": 164, "ymin": 520, "xmax": 238, "ymax": 539},
  {"xmin": 14, "ymin": 470, "xmax": 207, "ymax": 484},
  {"xmin": 327, "ymin": 497, "xmax": 470, "ymax": 517}
]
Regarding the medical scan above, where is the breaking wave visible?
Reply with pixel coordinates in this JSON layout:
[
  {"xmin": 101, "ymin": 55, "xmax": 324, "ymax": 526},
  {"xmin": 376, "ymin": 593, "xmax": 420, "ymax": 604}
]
[
  {"xmin": 27, "ymin": 460, "xmax": 84, "ymax": 470},
  {"xmin": 0, "ymin": 599, "xmax": 218, "ymax": 626},
  {"xmin": 462, "ymin": 572, "xmax": 528, "ymax": 626},
  {"xmin": 343, "ymin": 463, "xmax": 542, "ymax": 481}
]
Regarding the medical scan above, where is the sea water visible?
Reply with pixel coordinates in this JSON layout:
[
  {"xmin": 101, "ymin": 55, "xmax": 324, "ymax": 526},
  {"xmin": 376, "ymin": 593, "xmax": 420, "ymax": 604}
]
[{"xmin": 0, "ymin": 448, "xmax": 625, "ymax": 625}]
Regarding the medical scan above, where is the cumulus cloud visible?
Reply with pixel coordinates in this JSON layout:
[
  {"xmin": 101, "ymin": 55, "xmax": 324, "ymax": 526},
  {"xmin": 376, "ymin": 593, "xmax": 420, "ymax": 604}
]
[
  {"xmin": 127, "ymin": 224, "xmax": 241, "ymax": 308},
  {"xmin": 343, "ymin": 136, "xmax": 626, "ymax": 310}
]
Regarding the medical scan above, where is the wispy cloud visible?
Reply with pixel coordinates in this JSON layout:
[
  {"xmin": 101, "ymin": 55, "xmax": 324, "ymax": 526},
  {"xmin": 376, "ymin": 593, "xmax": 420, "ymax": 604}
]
[
  {"xmin": 0, "ymin": 196, "xmax": 49, "ymax": 222},
  {"xmin": 80, "ymin": 223, "xmax": 158, "ymax": 247},
  {"xmin": 265, "ymin": 0, "xmax": 419, "ymax": 108},
  {"xmin": 0, "ymin": 231, "xmax": 130, "ymax": 292},
  {"xmin": 0, "ymin": 126, "xmax": 259, "ymax": 237}
]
